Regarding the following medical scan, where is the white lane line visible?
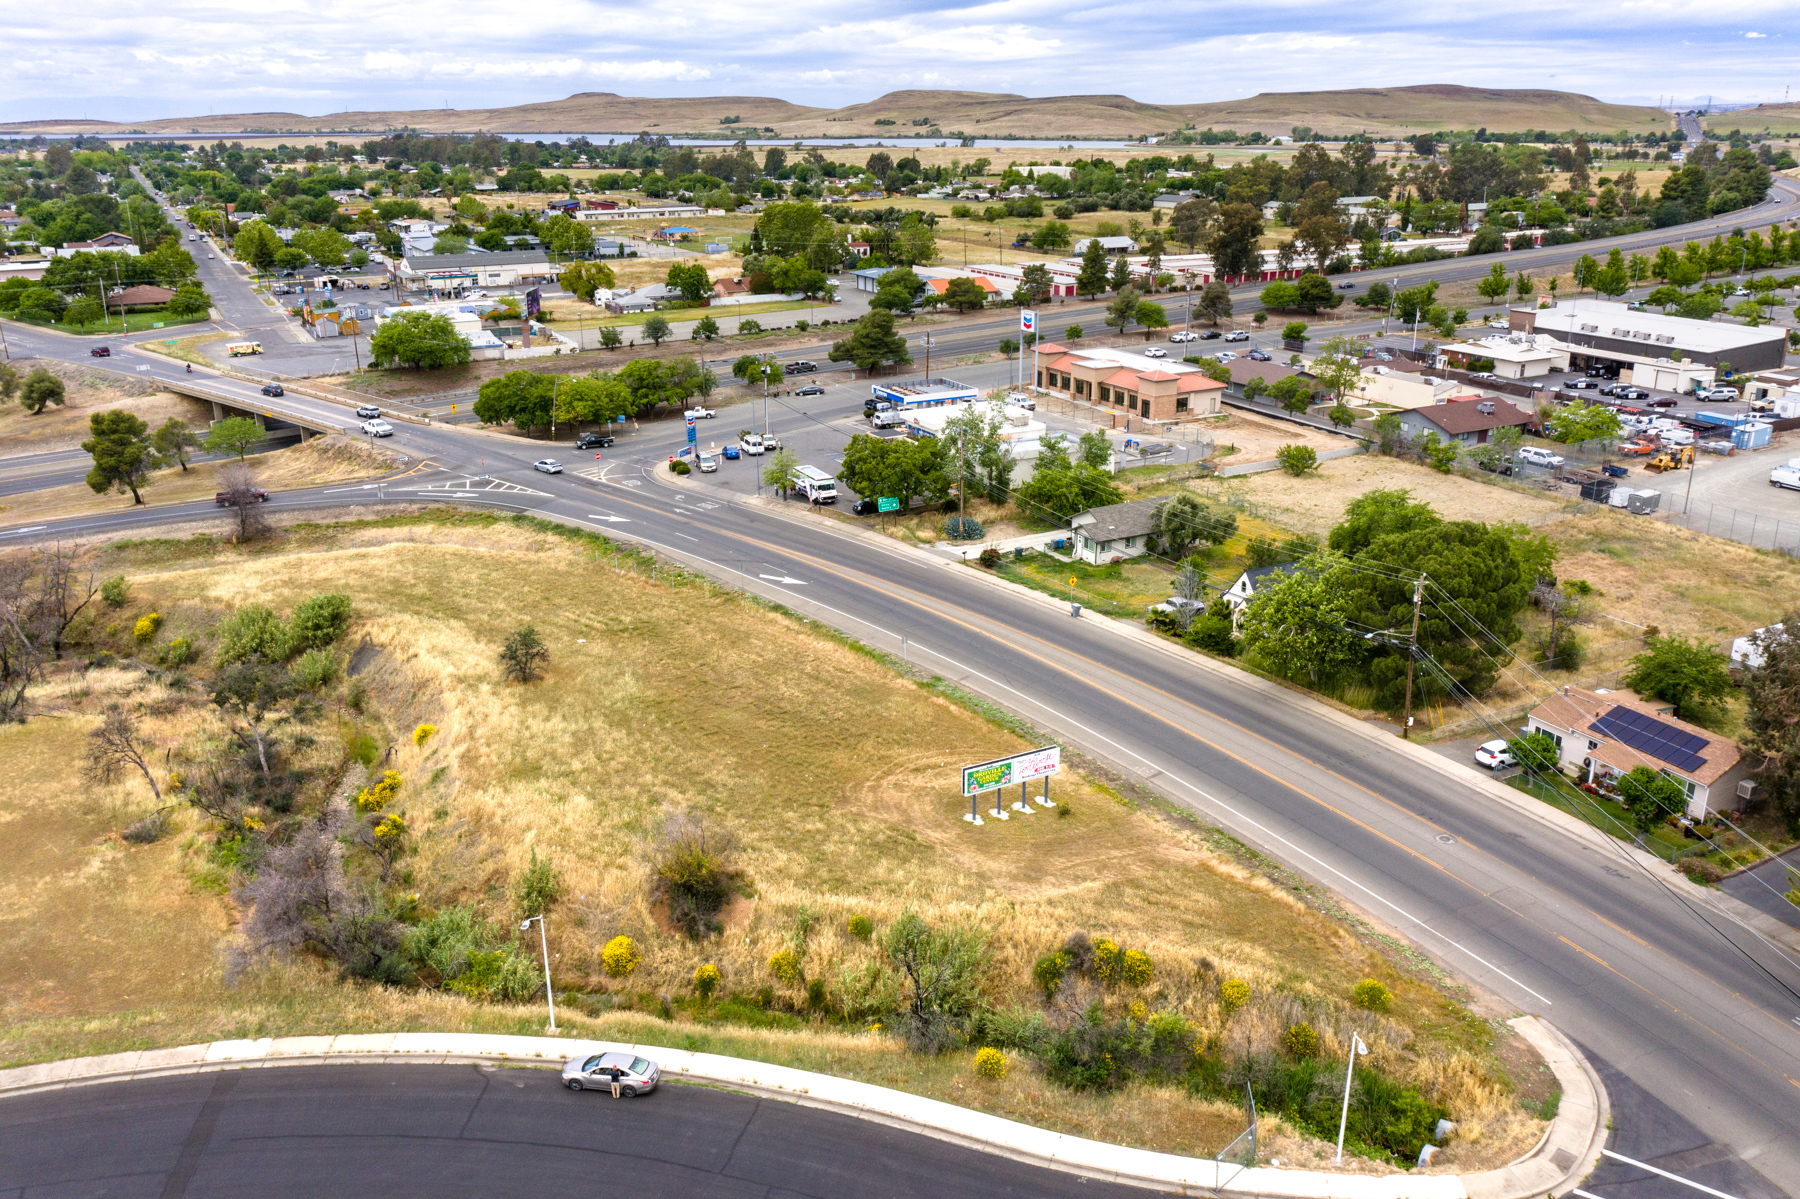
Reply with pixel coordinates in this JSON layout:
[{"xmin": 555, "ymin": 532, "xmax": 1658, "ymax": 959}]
[
  {"xmin": 758, "ymin": 574, "xmax": 806, "ymax": 584},
  {"xmin": 321, "ymin": 484, "xmax": 383, "ymax": 493},
  {"xmin": 587, "ymin": 523, "xmax": 1556, "ymax": 1008},
  {"xmin": 672, "ymin": 531, "xmax": 700, "ymax": 542},
  {"xmin": 0, "ymin": 525, "xmax": 48, "ymax": 537},
  {"xmin": 1598, "ymin": 1151, "xmax": 1745, "ymax": 1199},
  {"xmin": 587, "ymin": 514, "xmax": 630, "ymax": 523}
]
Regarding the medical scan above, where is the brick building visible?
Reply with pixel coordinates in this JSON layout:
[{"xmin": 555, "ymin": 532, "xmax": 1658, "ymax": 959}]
[{"xmin": 1033, "ymin": 343, "xmax": 1226, "ymax": 427}]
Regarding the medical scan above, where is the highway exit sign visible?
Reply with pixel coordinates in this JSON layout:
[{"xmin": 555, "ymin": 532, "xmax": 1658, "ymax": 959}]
[{"xmin": 878, "ymin": 496, "xmax": 900, "ymax": 513}]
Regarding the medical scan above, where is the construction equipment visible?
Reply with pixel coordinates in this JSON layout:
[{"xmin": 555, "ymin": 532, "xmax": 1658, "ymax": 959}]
[{"xmin": 1647, "ymin": 446, "xmax": 1695, "ymax": 473}]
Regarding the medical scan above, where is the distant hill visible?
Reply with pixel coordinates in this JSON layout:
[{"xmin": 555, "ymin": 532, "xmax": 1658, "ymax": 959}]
[
  {"xmin": 1705, "ymin": 103, "xmax": 1800, "ymax": 136},
  {"xmin": 1169, "ymin": 86, "xmax": 1671, "ymax": 137},
  {"xmin": 0, "ymin": 85, "xmax": 1672, "ymax": 140}
]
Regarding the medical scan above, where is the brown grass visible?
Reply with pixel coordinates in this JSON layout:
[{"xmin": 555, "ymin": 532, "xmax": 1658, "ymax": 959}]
[
  {"xmin": 0, "ymin": 434, "xmax": 403, "ymax": 528},
  {"xmin": 0, "ymin": 512, "xmax": 1543, "ymax": 1168},
  {"xmin": 0, "ymin": 363, "xmax": 211, "ymax": 457}
]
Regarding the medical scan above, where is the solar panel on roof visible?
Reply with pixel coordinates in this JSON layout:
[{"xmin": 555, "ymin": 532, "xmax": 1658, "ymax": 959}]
[{"xmin": 1589, "ymin": 708, "xmax": 1708, "ymax": 773}]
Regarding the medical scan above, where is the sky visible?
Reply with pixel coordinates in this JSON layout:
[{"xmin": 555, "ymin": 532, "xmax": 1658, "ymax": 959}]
[{"xmin": 3, "ymin": 0, "xmax": 1797, "ymax": 123}]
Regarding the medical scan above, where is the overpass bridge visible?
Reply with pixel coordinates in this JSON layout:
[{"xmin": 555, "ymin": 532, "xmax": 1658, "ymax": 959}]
[{"xmin": 157, "ymin": 372, "xmax": 350, "ymax": 441}]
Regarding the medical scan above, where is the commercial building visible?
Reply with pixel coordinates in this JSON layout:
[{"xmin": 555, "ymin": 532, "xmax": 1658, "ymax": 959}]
[
  {"xmin": 1510, "ymin": 298, "xmax": 1785, "ymax": 390},
  {"xmin": 1392, "ymin": 396, "xmax": 1534, "ymax": 446},
  {"xmin": 1525, "ymin": 687, "xmax": 1747, "ymax": 819},
  {"xmin": 1351, "ymin": 360, "xmax": 1463, "ymax": 409},
  {"xmin": 575, "ymin": 203, "xmax": 705, "ymax": 224},
  {"xmin": 392, "ymin": 250, "xmax": 556, "ymax": 297},
  {"xmin": 869, "ymin": 376, "xmax": 978, "ymax": 409},
  {"xmin": 1033, "ymin": 343, "xmax": 1227, "ymax": 427},
  {"xmin": 1437, "ymin": 335, "xmax": 1559, "ymax": 379},
  {"xmin": 904, "ymin": 401, "xmax": 1057, "ymax": 482}
]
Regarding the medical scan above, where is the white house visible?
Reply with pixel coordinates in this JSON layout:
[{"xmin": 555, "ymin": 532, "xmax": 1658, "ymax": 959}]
[{"xmin": 1524, "ymin": 687, "xmax": 1748, "ymax": 819}]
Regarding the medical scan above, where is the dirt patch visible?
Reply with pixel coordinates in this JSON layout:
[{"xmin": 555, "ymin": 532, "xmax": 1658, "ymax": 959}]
[{"xmin": 1207, "ymin": 410, "xmax": 1348, "ymax": 466}]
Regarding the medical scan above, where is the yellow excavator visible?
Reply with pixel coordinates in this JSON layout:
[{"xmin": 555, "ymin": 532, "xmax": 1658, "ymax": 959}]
[{"xmin": 1647, "ymin": 446, "xmax": 1695, "ymax": 473}]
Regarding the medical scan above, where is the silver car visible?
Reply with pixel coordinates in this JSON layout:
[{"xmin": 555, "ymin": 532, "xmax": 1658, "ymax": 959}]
[{"xmin": 563, "ymin": 1051, "xmax": 659, "ymax": 1096}]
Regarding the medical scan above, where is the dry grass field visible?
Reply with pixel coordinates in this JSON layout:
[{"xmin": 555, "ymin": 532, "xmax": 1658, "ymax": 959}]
[
  {"xmin": 0, "ymin": 435, "xmax": 401, "ymax": 528},
  {"xmin": 0, "ymin": 363, "xmax": 212, "ymax": 457},
  {"xmin": 0, "ymin": 511, "xmax": 1546, "ymax": 1170}
]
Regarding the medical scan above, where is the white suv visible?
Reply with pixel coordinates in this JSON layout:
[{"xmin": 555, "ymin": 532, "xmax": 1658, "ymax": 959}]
[
  {"xmin": 360, "ymin": 419, "xmax": 394, "ymax": 437},
  {"xmin": 1515, "ymin": 445, "xmax": 1564, "ymax": 468}
]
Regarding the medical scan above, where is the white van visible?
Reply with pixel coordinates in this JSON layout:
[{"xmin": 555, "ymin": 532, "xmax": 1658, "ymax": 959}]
[
  {"xmin": 739, "ymin": 432, "xmax": 765, "ymax": 456},
  {"xmin": 1771, "ymin": 466, "xmax": 1800, "ymax": 492},
  {"xmin": 794, "ymin": 465, "xmax": 837, "ymax": 504}
]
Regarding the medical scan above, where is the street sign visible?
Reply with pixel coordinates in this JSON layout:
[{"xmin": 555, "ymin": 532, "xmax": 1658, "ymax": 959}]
[
  {"xmin": 962, "ymin": 746, "xmax": 1060, "ymax": 796},
  {"xmin": 878, "ymin": 496, "xmax": 900, "ymax": 513}
]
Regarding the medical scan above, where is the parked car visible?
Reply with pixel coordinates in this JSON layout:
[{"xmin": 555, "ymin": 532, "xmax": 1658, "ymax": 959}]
[
  {"xmin": 1474, "ymin": 740, "xmax": 1515, "ymax": 769},
  {"xmin": 739, "ymin": 433, "xmax": 766, "ymax": 455},
  {"xmin": 1565, "ymin": 379, "xmax": 1600, "ymax": 391},
  {"xmin": 696, "ymin": 450, "xmax": 718, "ymax": 473},
  {"xmin": 1199, "ymin": 330, "xmax": 1222, "ymax": 340},
  {"xmin": 1148, "ymin": 596, "xmax": 1207, "ymax": 617},
  {"xmin": 1488, "ymin": 320, "xmax": 1510, "ymax": 329},
  {"xmin": 795, "ymin": 383, "xmax": 826, "ymax": 397},
  {"xmin": 723, "ymin": 444, "xmax": 741, "ymax": 459},
  {"xmin": 851, "ymin": 497, "xmax": 881, "ymax": 515},
  {"xmin": 1615, "ymin": 387, "xmax": 1649, "ymax": 401},
  {"xmin": 89, "ymin": 347, "xmax": 111, "ymax": 357},
  {"xmin": 1213, "ymin": 351, "xmax": 1238, "ymax": 363},
  {"xmin": 762, "ymin": 434, "xmax": 784, "ymax": 450},
  {"xmin": 1004, "ymin": 393, "xmax": 1036, "ymax": 410},
  {"xmin": 1647, "ymin": 396, "xmax": 1679, "ymax": 407},
  {"xmin": 356, "ymin": 405, "xmax": 382, "ymax": 418},
  {"xmin": 261, "ymin": 383, "xmax": 285, "ymax": 397},
  {"xmin": 870, "ymin": 410, "xmax": 907, "ymax": 429},
  {"xmin": 1142, "ymin": 347, "xmax": 1168, "ymax": 358},
  {"xmin": 214, "ymin": 489, "xmax": 268, "ymax": 506},
  {"xmin": 533, "ymin": 458, "xmax": 563, "ymax": 474},
  {"xmin": 575, "ymin": 432, "xmax": 614, "ymax": 449},
  {"xmin": 1516, "ymin": 445, "xmax": 1564, "ymax": 467},
  {"xmin": 1771, "ymin": 466, "xmax": 1800, "ymax": 491},
  {"xmin": 1224, "ymin": 330, "xmax": 1250, "ymax": 342},
  {"xmin": 563, "ymin": 1052, "xmax": 659, "ymax": 1097},
  {"xmin": 1246, "ymin": 349, "xmax": 1272, "ymax": 362},
  {"xmin": 684, "ymin": 406, "xmax": 715, "ymax": 420},
  {"xmin": 784, "ymin": 360, "xmax": 818, "ymax": 374},
  {"xmin": 1169, "ymin": 331, "xmax": 1198, "ymax": 343},
  {"xmin": 1337, "ymin": 280, "xmax": 1357, "ymax": 290},
  {"xmin": 360, "ymin": 419, "xmax": 394, "ymax": 437},
  {"xmin": 1697, "ymin": 387, "xmax": 1739, "ymax": 401}
]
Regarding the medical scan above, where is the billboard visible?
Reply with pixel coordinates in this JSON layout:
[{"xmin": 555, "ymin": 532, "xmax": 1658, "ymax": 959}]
[
  {"xmin": 525, "ymin": 287, "xmax": 542, "ymax": 319},
  {"xmin": 962, "ymin": 746, "xmax": 1060, "ymax": 795}
]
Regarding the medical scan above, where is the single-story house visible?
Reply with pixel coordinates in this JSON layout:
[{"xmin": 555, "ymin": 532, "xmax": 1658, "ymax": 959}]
[
  {"xmin": 1068, "ymin": 498, "xmax": 1163, "ymax": 565},
  {"xmin": 713, "ymin": 277, "xmax": 751, "ymax": 299},
  {"xmin": 1351, "ymin": 358, "xmax": 1462, "ymax": 409},
  {"xmin": 1525, "ymin": 687, "xmax": 1748, "ymax": 819},
  {"xmin": 51, "ymin": 232, "xmax": 139, "ymax": 258},
  {"xmin": 924, "ymin": 276, "xmax": 1000, "ymax": 301},
  {"xmin": 1070, "ymin": 236, "xmax": 1137, "ymax": 256},
  {"xmin": 605, "ymin": 283, "xmax": 682, "ymax": 314},
  {"xmin": 1394, "ymin": 396, "xmax": 1534, "ymax": 446},
  {"xmin": 1222, "ymin": 563, "xmax": 1295, "ymax": 612},
  {"xmin": 110, "ymin": 284, "xmax": 176, "ymax": 308},
  {"xmin": 393, "ymin": 249, "xmax": 555, "ymax": 295},
  {"xmin": 847, "ymin": 241, "xmax": 872, "ymax": 259}
]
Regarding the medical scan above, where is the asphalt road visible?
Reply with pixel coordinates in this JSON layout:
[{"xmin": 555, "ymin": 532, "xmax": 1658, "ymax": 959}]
[{"xmin": 0, "ymin": 1063, "xmax": 1165, "ymax": 1198}]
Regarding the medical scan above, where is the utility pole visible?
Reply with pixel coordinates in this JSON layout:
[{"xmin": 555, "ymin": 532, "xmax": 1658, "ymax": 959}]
[{"xmin": 1400, "ymin": 574, "xmax": 1425, "ymax": 739}]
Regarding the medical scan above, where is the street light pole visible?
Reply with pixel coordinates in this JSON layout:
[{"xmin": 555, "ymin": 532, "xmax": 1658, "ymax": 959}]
[
  {"xmin": 1335, "ymin": 1033, "xmax": 1368, "ymax": 1164},
  {"xmin": 520, "ymin": 915, "xmax": 557, "ymax": 1031}
]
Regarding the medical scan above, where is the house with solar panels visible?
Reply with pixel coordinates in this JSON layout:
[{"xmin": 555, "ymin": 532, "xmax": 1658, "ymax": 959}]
[{"xmin": 1524, "ymin": 688, "xmax": 1748, "ymax": 819}]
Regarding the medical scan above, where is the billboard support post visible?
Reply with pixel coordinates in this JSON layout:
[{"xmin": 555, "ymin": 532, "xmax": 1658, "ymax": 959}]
[{"xmin": 961, "ymin": 746, "xmax": 1060, "ymax": 824}]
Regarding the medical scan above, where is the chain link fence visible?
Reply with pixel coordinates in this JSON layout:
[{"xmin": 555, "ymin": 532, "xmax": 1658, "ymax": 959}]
[{"xmin": 1662, "ymin": 495, "xmax": 1800, "ymax": 557}]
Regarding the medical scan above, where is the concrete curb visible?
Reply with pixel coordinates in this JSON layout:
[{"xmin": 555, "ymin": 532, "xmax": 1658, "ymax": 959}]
[{"xmin": 0, "ymin": 1016, "xmax": 1599, "ymax": 1199}]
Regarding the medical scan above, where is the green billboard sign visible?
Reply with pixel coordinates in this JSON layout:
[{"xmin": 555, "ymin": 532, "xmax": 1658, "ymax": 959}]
[{"xmin": 962, "ymin": 746, "xmax": 1061, "ymax": 796}]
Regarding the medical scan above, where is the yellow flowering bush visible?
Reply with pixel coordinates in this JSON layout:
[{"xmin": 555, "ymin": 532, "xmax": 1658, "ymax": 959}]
[
  {"xmin": 974, "ymin": 1047, "xmax": 1008, "ymax": 1080},
  {"xmin": 1283, "ymin": 1022, "xmax": 1319, "ymax": 1059},
  {"xmin": 413, "ymin": 723, "xmax": 437, "ymax": 747},
  {"xmin": 602, "ymin": 935, "xmax": 641, "ymax": 978},
  {"xmin": 373, "ymin": 813, "xmax": 406, "ymax": 844},
  {"xmin": 693, "ymin": 963, "xmax": 721, "ymax": 999},
  {"xmin": 1091, "ymin": 936, "xmax": 1122, "ymax": 985},
  {"xmin": 1220, "ymin": 978, "xmax": 1251, "ymax": 1013},
  {"xmin": 355, "ymin": 770, "xmax": 403, "ymax": 812},
  {"xmin": 1120, "ymin": 948, "xmax": 1153, "ymax": 986},
  {"xmin": 1353, "ymin": 978, "xmax": 1393, "ymax": 1011},
  {"xmin": 133, "ymin": 613, "xmax": 162, "ymax": 642},
  {"xmin": 768, "ymin": 949, "xmax": 804, "ymax": 986}
]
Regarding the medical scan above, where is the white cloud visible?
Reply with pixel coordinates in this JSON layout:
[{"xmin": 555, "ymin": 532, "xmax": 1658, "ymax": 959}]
[{"xmin": 1744, "ymin": 30, "xmax": 1766, "ymax": 36}]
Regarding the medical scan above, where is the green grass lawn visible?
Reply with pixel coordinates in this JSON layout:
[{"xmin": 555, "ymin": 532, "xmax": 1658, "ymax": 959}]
[
  {"xmin": 1507, "ymin": 771, "xmax": 1693, "ymax": 863},
  {"xmin": 547, "ymin": 299, "xmax": 822, "ymax": 332},
  {"xmin": 980, "ymin": 550, "xmax": 1176, "ymax": 619},
  {"xmin": 9, "ymin": 310, "xmax": 211, "ymax": 336}
]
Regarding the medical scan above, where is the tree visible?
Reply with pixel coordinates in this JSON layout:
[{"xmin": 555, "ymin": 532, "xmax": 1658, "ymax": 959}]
[
  {"xmin": 1623, "ymin": 635, "xmax": 1733, "ymax": 722},
  {"xmin": 1276, "ymin": 444, "xmax": 1319, "ymax": 475},
  {"xmin": 893, "ymin": 213, "xmax": 937, "ymax": 266},
  {"xmin": 666, "ymin": 261, "xmax": 712, "ymax": 303},
  {"xmin": 1308, "ymin": 336, "xmax": 1365, "ymax": 405},
  {"xmin": 1015, "ymin": 263, "xmax": 1053, "ymax": 308},
  {"xmin": 204, "ymin": 416, "xmax": 264, "ymax": 462},
  {"xmin": 558, "ymin": 259, "xmax": 617, "ymax": 302},
  {"xmin": 1031, "ymin": 221, "xmax": 1072, "ymax": 252},
  {"xmin": 1477, "ymin": 262, "xmax": 1510, "ymax": 303},
  {"xmin": 1170, "ymin": 197, "xmax": 1217, "ymax": 252},
  {"xmin": 233, "ymin": 221, "xmax": 283, "ymax": 271},
  {"xmin": 839, "ymin": 433, "xmax": 944, "ymax": 512},
  {"xmin": 1197, "ymin": 280, "xmax": 1232, "ymax": 325},
  {"xmin": 499, "ymin": 625, "xmax": 550, "ymax": 683},
  {"xmin": 1240, "ymin": 555, "xmax": 1363, "ymax": 685},
  {"xmin": 1105, "ymin": 284, "xmax": 1141, "ymax": 333},
  {"xmin": 1281, "ymin": 321, "xmax": 1309, "ymax": 344},
  {"xmin": 1135, "ymin": 300, "xmax": 1169, "ymax": 333},
  {"xmin": 218, "ymin": 463, "xmax": 273, "ymax": 541},
  {"xmin": 1015, "ymin": 434, "xmax": 1122, "ymax": 521},
  {"xmin": 64, "ymin": 295, "xmax": 105, "ymax": 327},
  {"xmin": 828, "ymin": 309, "xmax": 911, "ymax": 371},
  {"xmin": 1209, "ymin": 203, "xmax": 1265, "ymax": 280},
  {"xmin": 1467, "ymin": 225, "xmax": 1506, "ymax": 254},
  {"xmin": 1294, "ymin": 215, "xmax": 1348, "ymax": 270},
  {"xmin": 1507, "ymin": 730, "xmax": 1562, "ymax": 774},
  {"xmin": 1741, "ymin": 618, "xmax": 1800, "ymax": 834},
  {"xmin": 693, "ymin": 315, "xmax": 719, "ymax": 340},
  {"xmin": 1153, "ymin": 493, "xmax": 1235, "ymax": 558},
  {"xmin": 1075, "ymin": 238, "xmax": 1109, "ymax": 298},
  {"xmin": 881, "ymin": 909, "xmax": 989, "ymax": 1050},
  {"xmin": 0, "ymin": 364, "xmax": 16, "ymax": 406},
  {"xmin": 542, "ymin": 214, "xmax": 593, "ymax": 256},
  {"xmin": 941, "ymin": 277, "xmax": 989, "ymax": 312},
  {"xmin": 1545, "ymin": 400, "xmax": 1622, "ymax": 444},
  {"xmin": 20, "ymin": 368, "xmax": 66, "ymax": 415},
  {"xmin": 82, "ymin": 410, "xmax": 157, "ymax": 505},
  {"xmin": 433, "ymin": 233, "xmax": 470, "ymax": 256},
  {"xmin": 168, "ymin": 281, "xmax": 213, "ymax": 317},
  {"xmin": 210, "ymin": 658, "xmax": 304, "ymax": 778},
  {"xmin": 643, "ymin": 314, "xmax": 672, "ymax": 346},
  {"xmin": 1593, "ymin": 248, "xmax": 1630, "ymax": 298},
  {"xmin": 1108, "ymin": 254, "xmax": 1131, "ymax": 293},
  {"xmin": 762, "ymin": 448, "xmax": 800, "ymax": 495},
  {"xmin": 1618, "ymin": 766, "xmax": 1689, "ymax": 832},
  {"xmin": 151, "ymin": 418, "xmax": 201, "ymax": 471},
  {"xmin": 368, "ymin": 311, "xmax": 471, "ymax": 370},
  {"xmin": 1531, "ymin": 580, "xmax": 1592, "ymax": 671},
  {"xmin": 84, "ymin": 706, "xmax": 163, "ymax": 802},
  {"xmin": 1330, "ymin": 488, "xmax": 1440, "ymax": 555},
  {"xmin": 599, "ymin": 326, "xmax": 623, "ymax": 350}
]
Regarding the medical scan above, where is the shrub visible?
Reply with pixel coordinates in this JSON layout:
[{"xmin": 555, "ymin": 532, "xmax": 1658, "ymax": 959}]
[
  {"xmin": 413, "ymin": 723, "xmax": 437, "ymax": 747},
  {"xmin": 1220, "ymin": 978, "xmax": 1251, "ymax": 1012},
  {"xmin": 133, "ymin": 612, "xmax": 162, "ymax": 642},
  {"xmin": 1120, "ymin": 948, "xmax": 1153, "ymax": 986},
  {"xmin": 847, "ymin": 913, "xmax": 874, "ymax": 940},
  {"xmin": 289, "ymin": 593, "xmax": 353, "ymax": 651},
  {"xmin": 602, "ymin": 935, "xmax": 641, "ymax": 977},
  {"xmin": 1043, "ymin": 1007, "xmax": 1196, "ymax": 1090},
  {"xmin": 1091, "ymin": 936, "xmax": 1122, "ymax": 985},
  {"xmin": 1678, "ymin": 857, "xmax": 1724, "ymax": 883},
  {"xmin": 974, "ymin": 1047, "xmax": 1008, "ymax": 1080},
  {"xmin": 694, "ymin": 963, "xmax": 721, "ymax": 999},
  {"xmin": 768, "ymin": 948, "xmax": 804, "ymax": 986},
  {"xmin": 1353, "ymin": 978, "xmax": 1393, "ymax": 1011},
  {"xmin": 450, "ymin": 947, "xmax": 542, "ymax": 1001},
  {"xmin": 291, "ymin": 647, "xmax": 338, "ymax": 691},
  {"xmin": 977, "ymin": 546, "xmax": 1002, "ymax": 568},
  {"xmin": 1033, "ymin": 951, "xmax": 1070, "ymax": 1000},
  {"xmin": 944, "ymin": 516, "xmax": 984, "ymax": 540},
  {"xmin": 1275, "ymin": 444, "xmax": 1319, "ymax": 476},
  {"xmin": 156, "ymin": 637, "xmax": 196, "ymax": 667},
  {"xmin": 806, "ymin": 977, "xmax": 828, "ymax": 1010},
  {"xmin": 1283, "ymin": 1022, "xmax": 1320, "ymax": 1058},
  {"xmin": 100, "ymin": 576, "xmax": 131, "ymax": 607},
  {"xmin": 215, "ymin": 604, "xmax": 288, "ymax": 666},
  {"xmin": 355, "ymin": 770, "xmax": 403, "ymax": 812},
  {"xmin": 122, "ymin": 809, "xmax": 170, "ymax": 844},
  {"xmin": 651, "ymin": 809, "xmax": 748, "ymax": 938},
  {"xmin": 513, "ymin": 847, "xmax": 563, "ymax": 917},
  {"xmin": 671, "ymin": 459, "xmax": 691, "ymax": 475}
]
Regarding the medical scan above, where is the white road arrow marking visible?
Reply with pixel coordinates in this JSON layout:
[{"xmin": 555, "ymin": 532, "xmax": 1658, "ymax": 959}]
[
  {"xmin": 758, "ymin": 574, "xmax": 806, "ymax": 585},
  {"xmin": 587, "ymin": 514, "xmax": 630, "ymax": 523}
]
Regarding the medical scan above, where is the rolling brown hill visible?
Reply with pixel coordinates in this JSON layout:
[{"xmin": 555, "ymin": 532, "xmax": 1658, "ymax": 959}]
[
  {"xmin": 1705, "ymin": 103, "xmax": 1800, "ymax": 136},
  {"xmin": 0, "ymin": 85, "xmax": 1671, "ymax": 140}
]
